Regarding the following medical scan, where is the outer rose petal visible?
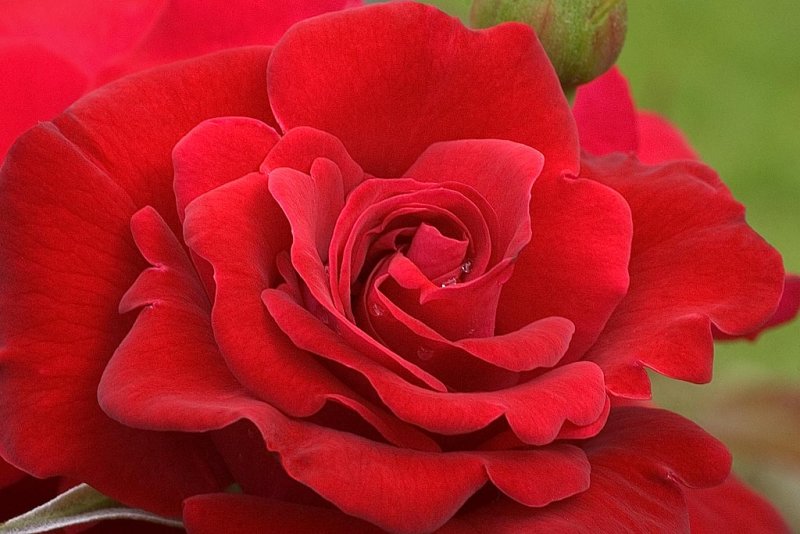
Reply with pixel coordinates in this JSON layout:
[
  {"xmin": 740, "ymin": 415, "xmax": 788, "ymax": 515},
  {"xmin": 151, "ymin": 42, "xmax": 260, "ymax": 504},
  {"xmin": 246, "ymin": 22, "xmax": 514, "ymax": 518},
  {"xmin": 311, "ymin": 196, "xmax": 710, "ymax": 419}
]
[
  {"xmin": 685, "ymin": 475, "xmax": 790, "ymax": 534},
  {"xmin": 50, "ymin": 47, "xmax": 277, "ymax": 235},
  {"xmin": 439, "ymin": 408, "xmax": 731, "ymax": 533},
  {"xmin": 0, "ymin": 49, "xmax": 281, "ymax": 516},
  {"xmin": 100, "ymin": 0, "xmax": 362, "ymax": 81},
  {"xmin": 0, "ymin": 0, "xmax": 164, "ymax": 74},
  {"xmin": 581, "ymin": 154, "xmax": 785, "ymax": 397},
  {"xmin": 714, "ymin": 274, "xmax": 800, "ymax": 340},
  {"xmin": 577, "ymin": 69, "xmax": 796, "ymax": 340},
  {"xmin": 183, "ymin": 494, "xmax": 384, "ymax": 534},
  {"xmin": 573, "ymin": 67, "xmax": 696, "ymax": 163},
  {"xmin": 189, "ymin": 473, "xmax": 788, "ymax": 534},
  {"xmin": 184, "ymin": 447, "xmax": 588, "ymax": 534},
  {"xmin": 762, "ymin": 274, "xmax": 800, "ymax": 331},
  {"xmin": 573, "ymin": 67, "xmax": 638, "ymax": 156},
  {"xmin": 269, "ymin": 2, "xmax": 578, "ymax": 178},
  {"xmin": 0, "ymin": 126, "xmax": 223, "ymax": 517},
  {"xmin": 0, "ymin": 44, "xmax": 87, "ymax": 159},
  {"xmin": 636, "ymin": 111, "xmax": 698, "ymax": 164}
]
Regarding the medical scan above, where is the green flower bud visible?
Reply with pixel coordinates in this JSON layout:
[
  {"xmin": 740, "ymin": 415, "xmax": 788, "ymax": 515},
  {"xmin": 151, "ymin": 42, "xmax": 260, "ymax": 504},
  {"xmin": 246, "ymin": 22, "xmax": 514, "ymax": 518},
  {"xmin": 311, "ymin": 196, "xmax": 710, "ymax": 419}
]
[{"xmin": 470, "ymin": 0, "xmax": 627, "ymax": 90}]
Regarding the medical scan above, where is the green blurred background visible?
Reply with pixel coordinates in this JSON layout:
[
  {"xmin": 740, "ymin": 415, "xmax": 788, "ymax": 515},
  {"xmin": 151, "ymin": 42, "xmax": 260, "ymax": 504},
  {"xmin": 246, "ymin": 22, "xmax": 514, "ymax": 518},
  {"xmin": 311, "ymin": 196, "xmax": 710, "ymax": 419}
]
[
  {"xmin": 371, "ymin": 0, "xmax": 800, "ymax": 526},
  {"xmin": 617, "ymin": 3, "xmax": 800, "ymax": 527}
]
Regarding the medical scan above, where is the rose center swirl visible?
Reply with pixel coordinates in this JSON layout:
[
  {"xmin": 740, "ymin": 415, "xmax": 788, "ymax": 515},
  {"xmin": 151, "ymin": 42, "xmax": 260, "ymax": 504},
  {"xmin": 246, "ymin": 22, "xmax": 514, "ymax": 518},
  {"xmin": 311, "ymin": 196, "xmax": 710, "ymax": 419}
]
[{"xmin": 270, "ymin": 154, "xmax": 539, "ymax": 392}]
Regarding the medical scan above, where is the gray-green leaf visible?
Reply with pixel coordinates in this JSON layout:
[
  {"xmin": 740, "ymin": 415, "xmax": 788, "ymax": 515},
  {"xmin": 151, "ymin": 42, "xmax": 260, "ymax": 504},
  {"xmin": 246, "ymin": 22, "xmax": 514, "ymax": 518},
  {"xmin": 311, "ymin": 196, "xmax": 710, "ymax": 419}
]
[{"xmin": 0, "ymin": 483, "xmax": 183, "ymax": 533}]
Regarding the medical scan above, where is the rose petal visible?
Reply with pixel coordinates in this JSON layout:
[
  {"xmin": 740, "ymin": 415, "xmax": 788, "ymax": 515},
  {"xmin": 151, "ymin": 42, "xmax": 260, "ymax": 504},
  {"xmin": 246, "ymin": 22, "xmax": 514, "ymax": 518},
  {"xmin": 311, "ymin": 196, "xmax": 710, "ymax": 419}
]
[
  {"xmin": 573, "ymin": 67, "xmax": 638, "ymax": 156},
  {"xmin": 173, "ymin": 117, "xmax": 281, "ymax": 222},
  {"xmin": 182, "ymin": 172, "xmax": 308, "ymax": 403},
  {"xmin": 714, "ymin": 273, "xmax": 800, "ymax": 340},
  {"xmin": 0, "ymin": 0, "xmax": 164, "ymax": 75},
  {"xmin": 268, "ymin": 162, "xmax": 346, "ymax": 279},
  {"xmin": 685, "ymin": 475, "xmax": 790, "ymax": 534},
  {"xmin": 0, "ymin": 44, "xmax": 87, "ymax": 159},
  {"xmin": 268, "ymin": 429, "xmax": 589, "ymax": 534},
  {"xmin": 439, "ymin": 407, "xmax": 731, "ymax": 533},
  {"xmin": 404, "ymin": 223, "xmax": 469, "ymax": 281},
  {"xmin": 51, "ymin": 47, "xmax": 277, "ymax": 236},
  {"xmin": 183, "ymin": 494, "xmax": 384, "ymax": 534},
  {"xmin": 378, "ymin": 254, "xmax": 514, "ymax": 342},
  {"xmin": 264, "ymin": 289, "xmax": 608, "ymax": 445},
  {"xmin": 100, "ymin": 0, "xmax": 360, "ymax": 81},
  {"xmin": 403, "ymin": 139, "xmax": 544, "ymax": 259},
  {"xmin": 456, "ymin": 318, "xmax": 575, "ymax": 372},
  {"xmin": 261, "ymin": 126, "xmax": 365, "ymax": 191},
  {"xmin": 170, "ymin": 116, "xmax": 281, "ymax": 297},
  {"xmin": 496, "ymin": 173, "xmax": 633, "ymax": 361},
  {"xmin": 366, "ymin": 269, "xmax": 575, "ymax": 389},
  {"xmin": 581, "ymin": 154, "xmax": 785, "ymax": 398},
  {"xmin": 0, "ymin": 125, "xmax": 219, "ymax": 517},
  {"xmin": 269, "ymin": 2, "xmax": 578, "ymax": 178},
  {"xmin": 636, "ymin": 111, "xmax": 698, "ymax": 164},
  {"xmin": 573, "ymin": 67, "xmax": 698, "ymax": 164}
]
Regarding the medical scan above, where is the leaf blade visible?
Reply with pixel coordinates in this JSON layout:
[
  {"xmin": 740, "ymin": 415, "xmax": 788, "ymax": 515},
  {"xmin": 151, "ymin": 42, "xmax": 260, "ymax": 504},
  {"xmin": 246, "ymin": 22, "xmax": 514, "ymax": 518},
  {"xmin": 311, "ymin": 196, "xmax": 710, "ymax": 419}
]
[{"xmin": 0, "ymin": 483, "xmax": 183, "ymax": 533}]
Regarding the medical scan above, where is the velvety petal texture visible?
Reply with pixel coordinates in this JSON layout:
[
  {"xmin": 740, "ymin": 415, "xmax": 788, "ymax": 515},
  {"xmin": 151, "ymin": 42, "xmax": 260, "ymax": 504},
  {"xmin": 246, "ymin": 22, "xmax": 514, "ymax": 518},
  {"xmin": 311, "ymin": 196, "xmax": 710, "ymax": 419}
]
[
  {"xmin": 438, "ymin": 408, "xmax": 731, "ymax": 533},
  {"xmin": 685, "ymin": 475, "xmax": 790, "ymax": 534},
  {"xmin": 0, "ymin": 2, "xmax": 792, "ymax": 533},
  {"xmin": 575, "ymin": 67, "xmax": 796, "ymax": 343},
  {"xmin": 184, "ymin": 494, "xmax": 384, "ymax": 534},
  {"xmin": 269, "ymin": 1, "xmax": 579, "ymax": 178},
  {"xmin": 580, "ymin": 154, "xmax": 785, "ymax": 397},
  {"xmin": 573, "ymin": 67, "xmax": 638, "ymax": 156},
  {"xmin": 99, "ymin": 0, "xmax": 362, "ymax": 81},
  {"xmin": 0, "ymin": 44, "xmax": 87, "ymax": 158},
  {"xmin": 714, "ymin": 274, "xmax": 800, "ymax": 340},
  {"xmin": 0, "ymin": 0, "xmax": 359, "ymax": 160},
  {"xmin": 574, "ymin": 66, "xmax": 697, "ymax": 163},
  {"xmin": 0, "ymin": 48, "xmax": 277, "ymax": 515}
]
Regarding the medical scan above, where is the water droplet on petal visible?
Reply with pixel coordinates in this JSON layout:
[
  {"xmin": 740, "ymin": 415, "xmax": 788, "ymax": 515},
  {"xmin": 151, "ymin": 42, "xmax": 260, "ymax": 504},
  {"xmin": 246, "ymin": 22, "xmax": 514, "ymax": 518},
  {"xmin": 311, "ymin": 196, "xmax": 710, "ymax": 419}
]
[
  {"xmin": 369, "ymin": 302, "xmax": 385, "ymax": 317},
  {"xmin": 461, "ymin": 260, "xmax": 472, "ymax": 274},
  {"xmin": 416, "ymin": 346, "xmax": 434, "ymax": 360},
  {"xmin": 440, "ymin": 277, "xmax": 458, "ymax": 288}
]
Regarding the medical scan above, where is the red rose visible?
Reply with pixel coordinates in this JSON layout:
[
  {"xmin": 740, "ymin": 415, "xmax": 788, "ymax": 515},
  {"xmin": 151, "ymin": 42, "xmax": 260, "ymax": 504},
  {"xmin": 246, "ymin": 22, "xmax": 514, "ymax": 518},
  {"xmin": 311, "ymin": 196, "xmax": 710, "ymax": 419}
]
[
  {"xmin": 0, "ymin": 3, "xmax": 791, "ymax": 532},
  {"xmin": 0, "ymin": 0, "xmax": 360, "ymax": 159}
]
